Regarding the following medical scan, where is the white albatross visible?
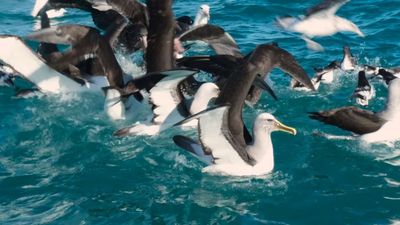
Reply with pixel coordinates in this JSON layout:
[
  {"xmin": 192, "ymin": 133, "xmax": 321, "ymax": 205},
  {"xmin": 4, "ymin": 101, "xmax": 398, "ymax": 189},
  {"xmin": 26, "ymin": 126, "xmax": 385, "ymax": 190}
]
[
  {"xmin": 172, "ymin": 43, "xmax": 313, "ymax": 176},
  {"xmin": 173, "ymin": 106, "xmax": 296, "ymax": 176},
  {"xmin": 276, "ymin": 0, "xmax": 364, "ymax": 51}
]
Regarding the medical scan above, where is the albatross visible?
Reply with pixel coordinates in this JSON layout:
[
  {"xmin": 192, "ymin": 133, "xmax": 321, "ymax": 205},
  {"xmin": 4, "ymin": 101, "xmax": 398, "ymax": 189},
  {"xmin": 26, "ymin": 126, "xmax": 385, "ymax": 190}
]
[
  {"xmin": 172, "ymin": 43, "xmax": 313, "ymax": 176},
  {"xmin": 276, "ymin": 0, "xmax": 364, "ymax": 51},
  {"xmin": 309, "ymin": 71, "xmax": 400, "ymax": 143},
  {"xmin": 351, "ymin": 70, "xmax": 375, "ymax": 106}
]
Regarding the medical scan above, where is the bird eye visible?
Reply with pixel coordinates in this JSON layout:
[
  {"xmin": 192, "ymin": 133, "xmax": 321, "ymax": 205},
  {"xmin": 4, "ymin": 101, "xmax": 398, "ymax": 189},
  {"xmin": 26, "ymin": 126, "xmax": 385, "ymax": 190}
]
[{"xmin": 267, "ymin": 119, "xmax": 274, "ymax": 122}]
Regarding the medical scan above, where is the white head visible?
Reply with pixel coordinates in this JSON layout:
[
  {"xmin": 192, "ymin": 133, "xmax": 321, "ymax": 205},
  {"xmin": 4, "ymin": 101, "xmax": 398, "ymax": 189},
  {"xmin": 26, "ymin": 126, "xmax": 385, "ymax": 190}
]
[
  {"xmin": 190, "ymin": 82, "xmax": 220, "ymax": 115},
  {"xmin": 193, "ymin": 4, "xmax": 210, "ymax": 26},
  {"xmin": 200, "ymin": 4, "xmax": 210, "ymax": 17},
  {"xmin": 335, "ymin": 17, "xmax": 364, "ymax": 37},
  {"xmin": 253, "ymin": 113, "xmax": 297, "ymax": 135}
]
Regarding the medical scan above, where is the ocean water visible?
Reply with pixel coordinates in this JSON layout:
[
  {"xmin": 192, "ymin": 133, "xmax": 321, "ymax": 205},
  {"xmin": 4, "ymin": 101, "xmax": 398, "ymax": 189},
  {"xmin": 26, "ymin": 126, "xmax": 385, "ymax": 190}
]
[{"xmin": 1, "ymin": 0, "xmax": 400, "ymax": 224}]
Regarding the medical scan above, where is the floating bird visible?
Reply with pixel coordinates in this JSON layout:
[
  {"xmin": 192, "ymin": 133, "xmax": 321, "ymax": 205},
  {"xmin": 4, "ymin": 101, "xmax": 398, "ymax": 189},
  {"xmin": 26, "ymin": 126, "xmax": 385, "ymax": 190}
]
[
  {"xmin": 292, "ymin": 60, "xmax": 341, "ymax": 91},
  {"xmin": 351, "ymin": 71, "xmax": 375, "ymax": 106},
  {"xmin": 341, "ymin": 46, "xmax": 357, "ymax": 71},
  {"xmin": 309, "ymin": 72, "xmax": 400, "ymax": 143},
  {"xmin": 113, "ymin": 70, "xmax": 221, "ymax": 136},
  {"xmin": 174, "ymin": 107, "xmax": 296, "ymax": 176},
  {"xmin": 315, "ymin": 60, "xmax": 341, "ymax": 83},
  {"xmin": 276, "ymin": 0, "xmax": 364, "ymax": 51},
  {"xmin": 173, "ymin": 44, "xmax": 312, "ymax": 176}
]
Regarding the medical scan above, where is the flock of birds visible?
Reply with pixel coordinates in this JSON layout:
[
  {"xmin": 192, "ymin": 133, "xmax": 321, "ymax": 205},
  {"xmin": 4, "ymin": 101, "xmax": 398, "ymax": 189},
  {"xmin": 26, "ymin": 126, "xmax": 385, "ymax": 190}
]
[{"xmin": 0, "ymin": 0, "xmax": 399, "ymax": 176}]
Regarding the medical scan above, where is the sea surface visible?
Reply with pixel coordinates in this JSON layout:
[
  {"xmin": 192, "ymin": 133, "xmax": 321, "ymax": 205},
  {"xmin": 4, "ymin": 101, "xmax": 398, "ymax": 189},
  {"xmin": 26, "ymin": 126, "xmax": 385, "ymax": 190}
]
[{"xmin": 1, "ymin": 0, "xmax": 400, "ymax": 224}]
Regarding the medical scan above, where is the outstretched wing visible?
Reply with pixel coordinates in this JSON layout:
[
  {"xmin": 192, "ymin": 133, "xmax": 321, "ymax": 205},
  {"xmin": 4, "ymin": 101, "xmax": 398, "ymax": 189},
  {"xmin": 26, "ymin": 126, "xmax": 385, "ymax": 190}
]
[
  {"xmin": 179, "ymin": 24, "xmax": 242, "ymax": 57},
  {"xmin": 305, "ymin": 0, "xmax": 349, "ymax": 18},
  {"xmin": 215, "ymin": 43, "xmax": 314, "ymax": 147}
]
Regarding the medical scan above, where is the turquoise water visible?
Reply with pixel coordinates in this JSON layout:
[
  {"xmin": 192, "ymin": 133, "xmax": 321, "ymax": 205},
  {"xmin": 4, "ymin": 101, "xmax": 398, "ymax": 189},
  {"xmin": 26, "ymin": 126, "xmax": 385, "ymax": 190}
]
[{"xmin": 1, "ymin": 0, "xmax": 400, "ymax": 224}]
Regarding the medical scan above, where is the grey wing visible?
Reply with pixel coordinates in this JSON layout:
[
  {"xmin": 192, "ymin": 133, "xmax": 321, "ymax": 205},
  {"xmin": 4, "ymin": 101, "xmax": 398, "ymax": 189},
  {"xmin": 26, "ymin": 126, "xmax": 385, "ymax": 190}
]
[
  {"xmin": 309, "ymin": 106, "xmax": 386, "ymax": 135},
  {"xmin": 179, "ymin": 24, "xmax": 242, "ymax": 57},
  {"xmin": 305, "ymin": 0, "xmax": 349, "ymax": 17}
]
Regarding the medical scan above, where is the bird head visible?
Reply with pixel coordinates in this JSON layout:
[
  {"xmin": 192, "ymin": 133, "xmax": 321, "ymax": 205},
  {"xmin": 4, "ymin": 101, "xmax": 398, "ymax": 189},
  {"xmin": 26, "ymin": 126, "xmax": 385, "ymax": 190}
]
[{"xmin": 255, "ymin": 113, "xmax": 297, "ymax": 135}]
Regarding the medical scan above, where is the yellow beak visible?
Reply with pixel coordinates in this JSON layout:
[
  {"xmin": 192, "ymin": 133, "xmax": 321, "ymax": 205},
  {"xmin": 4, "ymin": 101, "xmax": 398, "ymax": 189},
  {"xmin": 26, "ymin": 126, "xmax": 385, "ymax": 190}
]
[{"xmin": 275, "ymin": 119, "xmax": 297, "ymax": 135}]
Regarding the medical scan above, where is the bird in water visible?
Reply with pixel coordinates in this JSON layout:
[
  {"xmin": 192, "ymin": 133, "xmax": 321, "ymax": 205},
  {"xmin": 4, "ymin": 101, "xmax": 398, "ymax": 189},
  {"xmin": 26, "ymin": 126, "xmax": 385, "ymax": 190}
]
[
  {"xmin": 351, "ymin": 70, "xmax": 375, "ymax": 106},
  {"xmin": 309, "ymin": 71, "xmax": 400, "ymax": 143},
  {"xmin": 173, "ymin": 43, "xmax": 313, "ymax": 176}
]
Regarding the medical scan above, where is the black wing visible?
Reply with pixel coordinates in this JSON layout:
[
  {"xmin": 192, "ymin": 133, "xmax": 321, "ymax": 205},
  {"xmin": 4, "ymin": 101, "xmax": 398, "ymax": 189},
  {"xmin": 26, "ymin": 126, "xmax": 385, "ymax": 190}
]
[
  {"xmin": 305, "ymin": 0, "xmax": 349, "ymax": 17},
  {"xmin": 179, "ymin": 24, "xmax": 242, "ymax": 57},
  {"xmin": 216, "ymin": 43, "xmax": 314, "ymax": 147},
  {"xmin": 309, "ymin": 106, "xmax": 386, "ymax": 134}
]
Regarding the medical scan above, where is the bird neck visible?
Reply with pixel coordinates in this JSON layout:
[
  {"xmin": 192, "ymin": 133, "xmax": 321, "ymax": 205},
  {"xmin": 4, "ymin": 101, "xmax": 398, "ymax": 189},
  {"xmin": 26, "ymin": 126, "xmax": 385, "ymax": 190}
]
[
  {"xmin": 248, "ymin": 128, "xmax": 274, "ymax": 168},
  {"xmin": 380, "ymin": 79, "xmax": 400, "ymax": 121},
  {"xmin": 194, "ymin": 12, "xmax": 207, "ymax": 26}
]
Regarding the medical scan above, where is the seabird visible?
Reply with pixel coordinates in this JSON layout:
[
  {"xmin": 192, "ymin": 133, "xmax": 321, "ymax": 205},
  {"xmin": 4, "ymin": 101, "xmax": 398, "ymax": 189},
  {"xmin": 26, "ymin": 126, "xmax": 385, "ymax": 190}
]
[
  {"xmin": 309, "ymin": 72, "xmax": 400, "ymax": 143},
  {"xmin": 276, "ymin": 0, "xmax": 364, "ymax": 51},
  {"xmin": 113, "ymin": 70, "xmax": 221, "ymax": 136},
  {"xmin": 193, "ymin": 4, "xmax": 210, "ymax": 27},
  {"xmin": 341, "ymin": 46, "xmax": 357, "ymax": 71},
  {"xmin": 292, "ymin": 60, "xmax": 341, "ymax": 91},
  {"xmin": 315, "ymin": 60, "xmax": 341, "ymax": 84},
  {"xmin": 172, "ymin": 44, "xmax": 311, "ymax": 176},
  {"xmin": 351, "ymin": 71, "xmax": 375, "ymax": 106},
  {"xmin": 174, "ymin": 107, "xmax": 296, "ymax": 176}
]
